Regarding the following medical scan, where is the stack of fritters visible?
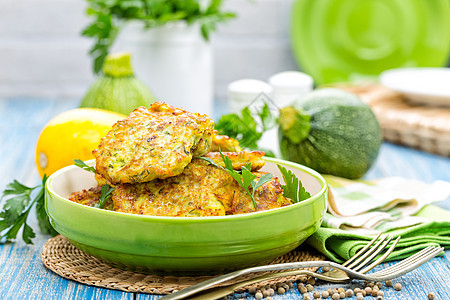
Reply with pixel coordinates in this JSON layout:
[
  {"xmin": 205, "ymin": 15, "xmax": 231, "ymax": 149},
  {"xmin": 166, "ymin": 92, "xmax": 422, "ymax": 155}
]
[
  {"xmin": 70, "ymin": 102, "xmax": 292, "ymax": 217},
  {"xmin": 93, "ymin": 103, "xmax": 215, "ymax": 185}
]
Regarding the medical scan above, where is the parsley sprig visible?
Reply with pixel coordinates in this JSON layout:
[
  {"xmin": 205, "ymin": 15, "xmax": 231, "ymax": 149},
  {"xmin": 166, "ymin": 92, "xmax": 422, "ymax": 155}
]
[
  {"xmin": 73, "ymin": 160, "xmax": 114, "ymax": 209},
  {"xmin": 201, "ymin": 151, "xmax": 312, "ymax": 209},
  {"xmin": 0, "ymin": 175, "xmax": 58, "ymax": 244},
  {"xmin": 277, "ymin": 165, "xmax": 311, "ymax": 203},
  {"xmin": 201, "ymin": 151, "xmax": 273, "ymax": 210},
  {"xmin": 94, "ymin": 185, "xmax": 114, "ymax": 209},
  {"xmin": 74, "ymin": 159, "xmax": 97, "ymax": 173}
]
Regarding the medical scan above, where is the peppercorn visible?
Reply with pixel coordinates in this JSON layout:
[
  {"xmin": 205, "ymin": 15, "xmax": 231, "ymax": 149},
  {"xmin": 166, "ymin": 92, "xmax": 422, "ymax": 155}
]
[
  {"xmin": 322, "ymin": 290, "xmax": 330, "ymax": 298},
  {"xmin": 268, "ymin": 288, "xmax": 275, "ymax": 296},
  {"xmin": 300, "ymin": 276, "xmax": 308, "ymax": 283},
  {"xmin": 394, "ymin": 283, "xmax": 402, "ymax": 291},
  {"xmin": 376, "ymin": 282, "xmax": 383, "ymax": 289},
  {"xmin": 287, "ymin": 281, "xmax": 294, "ymax": 288},
  {"xmin": 308, "ymin": 277, "xmax": 316, "ymax": 285},
  {"xmin": 266, "ymin": 297, "xmax": 272, "ymax": 300},
  {"xmin": 304, "ymin": 294, "xmax": 311, "ymax": 300},
  {"xmin": 322, "ymin": 266, "xmax": 330, "ymax": 272},
  {"xmin": 346, "ymin": 289, "xmax": 354, "ymax": 297},
  {"xmin": 376, "ymin": 296, "xmax": 383, "ymax": 300},
  {"xmin": 263, "ymin": 290, "xmax": 270, "ymax": 298},
  {"xmin": 377, "ymin": 291, "xmax": 384, "ymax": 297},
  {"xmin": 372, "ymin": 289, "xmax": 378, "ymax": 297},
  {"xmin": 428, "ymin": 292, "xmax": 435, "ymax": 300},
  {"xmin": 255, "ymin": 292, "xmax": 263, "ymax": 300},
  {"xmin": 298, "ymin": 283, "xmax": 305, "ymax": 289},
  {"xmin": 282, "ymin": 283, "xmax": 289, "ymax": 290},
  {"xmin": 339, "ymin": 292, "xmax": 346, "ymax": 299},
  {"xmin": 385, "ymin": 280, "xmax": 393, "ymax": 287},
  {"xmin": 354, "ymin": 288, "xmax": 362, "ymax": 294},
  {"xmin": 365, "ymin": 287, "xmax": 372, "ymax": 295},
  {"xmin": 313, "ymin": 291, "xmax": 321, "ymax": 299},
  {"xmin": 249, "ymin": 286, "xmax": 256, "ymax": 294},
  {"xmin": 306, "ymin": 284, "xmax": 314, "ymax": 292},
  {"xmin": 338, "ymin": 287, "xmax": 345, "ymax": 293},
  {"xmin": 300, "ymin": 286, "xmax": 308, "ymax": 294},
  {"xmin": 332, "ymin": 293, "xmax": 340, "ymax": 300},
  {"xmin": 277, "ymin": 287, "xmax": 286, "ymax": 295},
  {"xmin": 356, "ymin": 294, "xmax": 364, "ymax": 300}
]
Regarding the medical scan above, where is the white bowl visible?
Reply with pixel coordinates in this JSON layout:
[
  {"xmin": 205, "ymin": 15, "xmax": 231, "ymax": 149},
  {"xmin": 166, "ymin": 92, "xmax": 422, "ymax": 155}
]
[{"xmin": 380, "ymin": 68, "xmax": 450, "ymax": 107}]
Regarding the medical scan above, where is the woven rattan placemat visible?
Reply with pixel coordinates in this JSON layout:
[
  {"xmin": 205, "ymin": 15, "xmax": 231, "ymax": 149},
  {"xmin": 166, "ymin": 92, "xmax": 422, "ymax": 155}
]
[
  {"xmin": 339, "ymin": 85, "xmax": 450, "ymax": 157},
  {"xmin": 41, "ymin": 235, "xmax": 325, "ymax": 295}
]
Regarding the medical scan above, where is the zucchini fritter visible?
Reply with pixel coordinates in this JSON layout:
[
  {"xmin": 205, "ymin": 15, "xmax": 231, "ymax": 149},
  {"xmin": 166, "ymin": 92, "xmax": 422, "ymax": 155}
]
[
  {"xmin": 111, "ymin": 152, "xmax": 292, "ymax": 217},
  {"xmin": 211, "ymin": 133, "xmax": 242, "ymax": 152},
  {"xmin": 68, "ymin": 186, "xmax": 114, "ymax": 211},
  {"xmin": 93, "ymin": 103, "xmax": 214, "ymax": 185},
  {"xmin": 70, "ymin": 152, "xmax": 292, "ymax": 216},
  {"xmin": 201, "ymin": 151, "xmax": 265, "ymax": 171},
  {"xmin": 69, "ymin": 186, "xmax": 102, "ymax": 206}
]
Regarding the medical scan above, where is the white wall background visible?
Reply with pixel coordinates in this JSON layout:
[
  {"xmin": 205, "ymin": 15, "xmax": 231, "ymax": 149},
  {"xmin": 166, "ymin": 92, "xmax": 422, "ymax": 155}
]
[
  {"xmin": 214, "ymin": 0, "xmax": 298, "ymax": 100},
  {"xmin": 0, "ymin": 0, "xmax": 298, "ymax": 101}
]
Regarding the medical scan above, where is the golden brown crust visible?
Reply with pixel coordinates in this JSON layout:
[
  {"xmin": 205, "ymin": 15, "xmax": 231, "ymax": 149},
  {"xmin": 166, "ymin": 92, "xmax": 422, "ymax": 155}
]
[
  {"xmin": 211, "ymin": 134, "xmax": 243, "ymax": 152},
  {"xmin": 69, "ymin": 186, "xmax": 115, "ymax": 210},
  {"xmin": 112, "ymin": 181, "xmax": 226, "ymax": 217},
  {"xmin": 111, "ymin": 152, "xmax": 291, "ymax": 217},
  {"xmin": 93, "ymin": 103, "xmax": 214, "ymax": 185},
  {"xmin": 196, "ymin": 151, "xmax": 265, "ymax": 171},
  {"xmin": 227, "ymin": 172, "xmax": 292, "ymax": 214},
  {"xmin": 69, "ymin": 186, "xmax": 102, "ymax": 207}
]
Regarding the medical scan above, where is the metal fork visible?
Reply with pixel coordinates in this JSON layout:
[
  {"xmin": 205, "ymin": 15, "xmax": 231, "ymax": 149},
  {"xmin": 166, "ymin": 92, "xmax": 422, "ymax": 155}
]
[
  {"xmin": 183, "ymin": 245, "xmax": 443, "ymax": 300},
  {"xmin": 164, "ymin": 233, "xmax": 397, "ymax": 300},
  {"xmin": 161, "ymin": 235, "xmax": 443, "ymax": 300}
]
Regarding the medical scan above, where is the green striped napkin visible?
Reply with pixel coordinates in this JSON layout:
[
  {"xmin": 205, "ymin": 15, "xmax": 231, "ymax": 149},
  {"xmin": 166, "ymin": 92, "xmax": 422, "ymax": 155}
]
[
  {"xmin": 307, "ymin": 204, "xmax": 450, "ymax": 263},
  {"xmin": 323, "ymin": 175, "xmax": 450, "ymax": 233}
]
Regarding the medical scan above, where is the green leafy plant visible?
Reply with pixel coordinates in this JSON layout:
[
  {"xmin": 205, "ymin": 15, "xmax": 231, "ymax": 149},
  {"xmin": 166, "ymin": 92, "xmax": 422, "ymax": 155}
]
[
  {"xmin": 201, "ymin": 151, "xmax": 273, "ymax": 210},
  {"xmin": 215, "ymin": 103, "xmax": 277, "ymax": 155},
  {"xmin": 82, "ymin": 0, "xmax": 236, "ymax": 73},
  {"xmin": 0, "ymin": 175, "xmax": 58, "ymax": 244},
  {"xmin": 277, "ymin": 165, "xmax": 311, "ymax": 203}
]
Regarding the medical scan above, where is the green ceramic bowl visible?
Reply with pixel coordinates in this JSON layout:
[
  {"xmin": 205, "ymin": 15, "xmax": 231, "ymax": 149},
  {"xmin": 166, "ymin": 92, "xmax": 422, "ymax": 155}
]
[{"xmin": 45, "ymin": 157, "xmax": 327, "ymax": 275}]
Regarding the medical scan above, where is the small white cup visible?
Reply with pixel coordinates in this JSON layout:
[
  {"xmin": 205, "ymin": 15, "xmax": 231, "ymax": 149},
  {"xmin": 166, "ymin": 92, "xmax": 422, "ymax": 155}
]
[
  {"xmin": 269, "ymin": 71, "xmax": 314, "ymax": 108},
  {"xmin": 228, "ymin": 79, "xmax": 273, "ymax": 113}
]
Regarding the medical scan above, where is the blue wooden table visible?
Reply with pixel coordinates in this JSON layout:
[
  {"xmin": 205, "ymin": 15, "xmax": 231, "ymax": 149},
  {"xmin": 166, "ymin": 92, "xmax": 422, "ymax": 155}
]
[{"xmin": 0, "ymin": 99, "xmax": 449, "ymax": 300}]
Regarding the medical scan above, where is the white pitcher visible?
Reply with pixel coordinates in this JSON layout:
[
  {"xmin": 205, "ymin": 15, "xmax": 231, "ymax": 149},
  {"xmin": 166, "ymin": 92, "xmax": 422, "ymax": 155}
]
[{"xmin": 113, "ymin": 21, "xmax": 213, "ymax": 116}]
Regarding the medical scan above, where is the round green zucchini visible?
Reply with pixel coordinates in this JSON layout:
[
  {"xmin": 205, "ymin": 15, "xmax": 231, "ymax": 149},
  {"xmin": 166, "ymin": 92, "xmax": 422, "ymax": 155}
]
[{"xmin": 278, "ymin": 88, "xmax": 382, "ymax": 179}]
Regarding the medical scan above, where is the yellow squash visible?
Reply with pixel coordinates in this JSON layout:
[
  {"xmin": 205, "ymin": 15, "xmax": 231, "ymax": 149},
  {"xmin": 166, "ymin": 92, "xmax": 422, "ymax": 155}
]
[{"xmin": 35, "ymin": 108, "xmax": 126, "ymax": 178}]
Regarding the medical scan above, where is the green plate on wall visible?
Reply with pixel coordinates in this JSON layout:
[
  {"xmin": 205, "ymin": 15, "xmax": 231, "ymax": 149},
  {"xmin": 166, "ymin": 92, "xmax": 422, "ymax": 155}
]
[{"xmin": 290, "ymin": 0, "xmax": 450, "ymax": 85}]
